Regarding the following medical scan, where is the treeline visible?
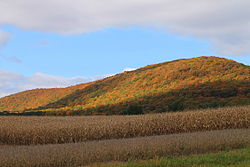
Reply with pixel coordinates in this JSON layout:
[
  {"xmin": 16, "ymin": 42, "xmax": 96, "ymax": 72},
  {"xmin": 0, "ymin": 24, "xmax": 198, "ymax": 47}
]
[{"xmin": 0, "ymin": 111, "xmax": 45, "ymax": 116}]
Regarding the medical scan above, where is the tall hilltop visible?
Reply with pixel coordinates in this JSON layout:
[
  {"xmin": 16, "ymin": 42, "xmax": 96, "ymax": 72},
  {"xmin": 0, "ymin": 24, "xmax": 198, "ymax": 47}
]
[{"xmin": 1, "ymin": 56, "xmax": 249, "ymax": 115}]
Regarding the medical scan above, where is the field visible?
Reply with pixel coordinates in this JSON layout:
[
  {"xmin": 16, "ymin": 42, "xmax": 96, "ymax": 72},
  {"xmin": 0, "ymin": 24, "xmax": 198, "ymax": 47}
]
[
  {"xmin": 0, "ymin": 129, "xmax": 249, "ymax": 167},
  {"xmin": 0, "ymin": 106, "xmax": 249, "ymax": 145},
  {"xmin": 0, "ymin": 106, "xmax": 249, "ymax": 166}
]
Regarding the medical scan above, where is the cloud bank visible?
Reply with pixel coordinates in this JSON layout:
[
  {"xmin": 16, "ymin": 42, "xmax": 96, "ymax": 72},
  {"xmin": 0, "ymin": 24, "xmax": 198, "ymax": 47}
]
[
  {"xmin": 0, "ymin": 70, "xmax": 111, "ymax": 97},
  {"xmin": 0, "ymin": 0, "xmax": 250, "ymax": 56}
]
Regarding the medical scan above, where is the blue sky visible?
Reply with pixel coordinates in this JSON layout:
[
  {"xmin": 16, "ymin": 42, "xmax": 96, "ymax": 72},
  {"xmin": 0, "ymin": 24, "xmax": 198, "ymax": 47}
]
[
  {"xmin": 0, "ymin": 26, "xmax": 218, "ymax": 77},
  {"xmin": 0, "ymin": 0, "xmax": 250, "ymax": 97},
  {"xmin": 1, "ymin": 26, "xmax": 249, "ymax": 77}
]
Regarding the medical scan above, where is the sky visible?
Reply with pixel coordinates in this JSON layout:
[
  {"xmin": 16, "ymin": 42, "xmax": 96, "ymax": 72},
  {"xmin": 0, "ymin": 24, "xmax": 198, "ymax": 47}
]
[{"xmin": 0, "ymin": 0, "xmax": 250, "ymax": 97}]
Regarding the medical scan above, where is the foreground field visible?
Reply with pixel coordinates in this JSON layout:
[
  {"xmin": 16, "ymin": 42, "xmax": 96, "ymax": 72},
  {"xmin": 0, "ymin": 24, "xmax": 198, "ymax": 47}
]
[
  {"xmin": 93, "ymin": 147, "xmax": 250, "ymax": 167},
  {"xmin": 0, "ymin": 129, "xmax": 249, "ymax": 167},
  {"xmin": 0, "ymin": 106, "xmax": 249, "ymax": 145}
]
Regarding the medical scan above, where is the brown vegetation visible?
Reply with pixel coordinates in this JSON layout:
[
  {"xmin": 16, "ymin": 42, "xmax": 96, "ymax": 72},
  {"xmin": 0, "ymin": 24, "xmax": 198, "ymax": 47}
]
[
  {"xmin": 0, "ymin": 129, "xmax": 249, "ymax": 167},
  {"xmin": 0, "ymin": 106, "xmax": 249, "ymax": 145}
]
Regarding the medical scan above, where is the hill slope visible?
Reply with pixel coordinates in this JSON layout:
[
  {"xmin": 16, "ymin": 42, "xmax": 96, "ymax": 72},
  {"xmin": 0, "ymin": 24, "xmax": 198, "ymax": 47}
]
[
  {"xmin": 0, "ymin": 56, "xmax": 250, "ymax": 115},
  {"xmin": 0, "ymin": 83, "xmax": 90, "ymax": 112}
]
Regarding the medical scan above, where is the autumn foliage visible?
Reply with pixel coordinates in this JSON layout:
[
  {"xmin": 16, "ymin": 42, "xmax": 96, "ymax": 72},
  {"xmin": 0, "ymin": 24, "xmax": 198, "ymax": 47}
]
[{"xmin": 0, "ymin": 56, "xmax": 249, "ymax": 115}]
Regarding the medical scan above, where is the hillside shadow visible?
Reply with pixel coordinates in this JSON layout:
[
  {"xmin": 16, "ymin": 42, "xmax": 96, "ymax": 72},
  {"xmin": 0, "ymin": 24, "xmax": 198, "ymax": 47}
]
[{"xmin": 40, "ymin": 80, "xmax": 250, "ymax": 115}]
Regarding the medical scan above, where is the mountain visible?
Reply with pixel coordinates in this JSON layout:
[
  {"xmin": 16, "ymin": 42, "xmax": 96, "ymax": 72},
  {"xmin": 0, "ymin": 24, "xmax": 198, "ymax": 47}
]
[{"xmin": 0, "ymin": 56, "xmax": 249, "ymax": 115}]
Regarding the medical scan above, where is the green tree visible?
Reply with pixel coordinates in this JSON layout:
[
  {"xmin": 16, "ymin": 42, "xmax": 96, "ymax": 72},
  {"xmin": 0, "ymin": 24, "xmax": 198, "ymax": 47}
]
[{"xmin": 123, "ymin": 104, "xmax": 144, "ymax": 115}]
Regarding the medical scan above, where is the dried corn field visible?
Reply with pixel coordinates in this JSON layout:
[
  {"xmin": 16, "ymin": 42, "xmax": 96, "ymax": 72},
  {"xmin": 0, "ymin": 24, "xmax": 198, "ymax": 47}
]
[
  {"xmin": 0, "ymin": 106, "xmax": 249, "ymax": 167},
  {"xmin": 0, "ymin": 106, "xmax": 249, "ymax": 145},
  {"xmin": 0, "ymin": 129, "xmax": 249, "ymax": 167}
]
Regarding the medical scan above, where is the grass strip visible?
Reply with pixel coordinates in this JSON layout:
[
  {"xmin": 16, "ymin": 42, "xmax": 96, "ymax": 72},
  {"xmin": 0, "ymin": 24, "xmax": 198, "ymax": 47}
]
[{"xmin": 103, "ymin": 147, "xmax": 250, "ymax": 167}]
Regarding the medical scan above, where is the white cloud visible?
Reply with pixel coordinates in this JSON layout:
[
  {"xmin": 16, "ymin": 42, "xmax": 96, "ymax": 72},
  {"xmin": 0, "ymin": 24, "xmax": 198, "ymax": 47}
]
[
  {"xmin": 0, "ymin": 70, "xmax": 24, "ymax": 97},
  {"xmin": 0, "ymin": 70, "xmax": 111, "ymax": 97},
  {"xmin": 33, "ymin": 40, "xmax": 49, "ymax": 46},
  {"xmin": 0, "ymin": 30, "xmax": 21, "ymax": 63},
  {"xmin": 123, "ymin": 68, "xmax": 136, "ymax": 72},
  {"xmin": 0, "ymin": 0, "xmax": 250, "ymax": 56},
  {"xmin": 0, "ymin": 54, "xmax": 22, "ymax": 63},
  {"xmin": 0, "ymin": 30, "xmax": 10, "ymax": 46}
]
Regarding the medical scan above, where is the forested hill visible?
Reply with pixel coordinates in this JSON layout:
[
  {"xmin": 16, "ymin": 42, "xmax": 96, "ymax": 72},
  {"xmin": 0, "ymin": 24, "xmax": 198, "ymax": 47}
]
[
  {"xmin": 0, "ymin": 83, "xmax": 91, "ymax": 112},
  {"xmin": 1, "ymin": 56, "xmax": 250, "ymax": 115}
]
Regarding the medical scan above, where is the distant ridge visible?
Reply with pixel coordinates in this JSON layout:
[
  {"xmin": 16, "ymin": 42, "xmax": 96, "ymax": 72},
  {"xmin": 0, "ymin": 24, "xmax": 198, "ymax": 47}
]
[{"xmin": 1, "ymin": 56, "xmax": 249, "ymax": 115}]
